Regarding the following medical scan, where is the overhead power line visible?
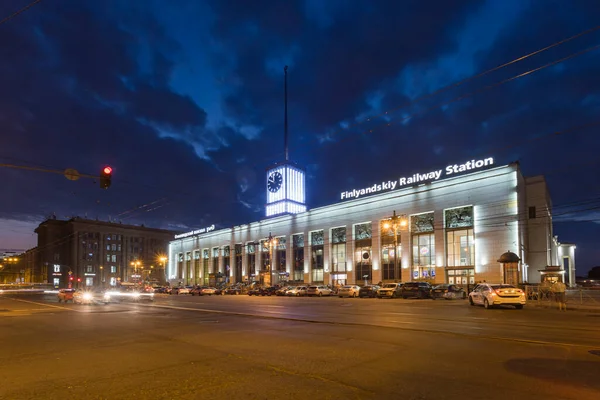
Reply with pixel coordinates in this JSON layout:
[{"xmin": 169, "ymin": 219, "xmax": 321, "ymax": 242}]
[
  {"xmin": 0, "ymin": 0, "xmax": 42, "ymax": 26},
  {"xmin": 324, "ymin": 23, "xmax": 600, "ymax": 141}
]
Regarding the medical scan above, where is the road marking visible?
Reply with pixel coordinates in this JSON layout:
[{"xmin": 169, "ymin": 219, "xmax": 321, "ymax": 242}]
[
  {"xmin": 2, "ymin": 297, "xmax": 78, "ymax": 312},
  {"xmin": 142, "ymin": 303, "xmax": 595, "ymax": 349},
  {"xmin": 266, "ymin": 305, "xmax": 284, "ymax": 308}
]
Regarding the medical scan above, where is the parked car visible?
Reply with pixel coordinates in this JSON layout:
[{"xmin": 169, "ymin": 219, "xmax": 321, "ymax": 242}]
[
  {"xmin": 276, "ymin": 286, "xmax": 294, "ymax": 296},
  {"xmin": 431, "ymin": 284, "xmax": 467, "ymax": 300},
  {"xmin": 286, "ymin": 286, "xmax": 307, "ymax": 297},
  {"xmin": 359, "ymin": 285, "xmax": 381, "ymax": 298},
  {"xmin": 171, "ymin": 286, "xmax": 191, "ymax": 295},
  {"xmin": 247, "ymin": 287, "xmax": 263, "ymax": 296},
  {"xmin": 223, "ymin": 287, "xmax": 242, "ymax": 295},
  {"xmin": 400, "ymin": 282, "xmax": 432, "ymax": 299},
  {"xmin": 306, "ymin": 285, "xmax": 333, "ymax": 297},
  {"xmin": 376, "ymin": 283, "xmax": 402, "ymax": 298},
  {"xmin": 258, "ymin": 287, "xmax": 279, "ymax": 296},
  {"xmin": 338, "ymin": 285, "xmax": 361, "ymax": 298},
  {"xmin": 468, "ymin": 283, "xmax": 526, "ymax": 309}
]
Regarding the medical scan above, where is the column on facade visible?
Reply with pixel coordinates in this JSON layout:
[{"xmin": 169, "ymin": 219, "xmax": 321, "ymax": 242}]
[
  {"xmin": 229, "ymin": 241, "xmax": 235, "ymax": 283},
  {"xmin": 345, "ymin": 226, "xmax": 353, "ymax": 284},
  {"xmin": 241, "ymin": 243, "xmax": 247, "ymax": 282},
  {"xmin": 303, "ymin": 232, "xmax": 310, "ymax": 284},
  {"xmin": 271, "ymin": 241, "xmax": 277, "ymax": 285},
  {"xmin": 255, "ymin": 243, "xmax": 260, "ymax": 277},
  {"xmin": 323, "ymin": 230, "xmax": 330, "ymax": 286},
  {"xmin": 371, "ymin": 220, "xmax": 382, "ymax": 284},
  {"xmin": 400, "ymin": 225, "xmax": 411, "ymax": 282},
  {"xmin": 433, "ymin": 209, "xmax": 445, "ymax": 285},
  {"xmin": 285, "ymin": 235, "xmax": 293, "ymax": 277}
]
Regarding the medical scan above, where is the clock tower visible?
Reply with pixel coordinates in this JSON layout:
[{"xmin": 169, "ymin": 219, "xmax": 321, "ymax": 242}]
[{"xmin": 265, "ymin": 66, "xmax": 307, "ymax": 217}]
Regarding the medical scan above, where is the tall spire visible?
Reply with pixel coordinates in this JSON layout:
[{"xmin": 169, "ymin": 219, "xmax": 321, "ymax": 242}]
[{"xmin": 284, "ymin": 65, "xmax": 289, "ymax": 162}]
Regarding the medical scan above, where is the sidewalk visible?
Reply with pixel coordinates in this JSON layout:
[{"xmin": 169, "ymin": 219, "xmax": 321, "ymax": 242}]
[{"xmin": 530, "ymin": 302, "xmax": 600, "ymax": 313}]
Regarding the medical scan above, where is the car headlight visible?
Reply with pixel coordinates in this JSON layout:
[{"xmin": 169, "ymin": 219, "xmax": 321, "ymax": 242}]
[{"xmin": 82, "ymin": 293, "xmax": 93, "ymax": 301}]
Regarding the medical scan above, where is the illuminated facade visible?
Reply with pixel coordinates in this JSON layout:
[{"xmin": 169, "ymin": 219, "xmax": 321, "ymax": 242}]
[{"xmin": 169, "ymin": 162, "xmax": 563, "ymax": 287}]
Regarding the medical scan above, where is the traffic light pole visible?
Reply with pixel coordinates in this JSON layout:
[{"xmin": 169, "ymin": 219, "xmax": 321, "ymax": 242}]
[{"xmin": 0, "ymin": 163, "xmax": 100, "ymax": 180}]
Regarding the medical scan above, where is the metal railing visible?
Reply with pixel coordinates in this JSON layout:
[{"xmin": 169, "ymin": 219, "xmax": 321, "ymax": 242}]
[{"xmin": 523, "ymin": 285, "xmax": 600, "ymax": 306}]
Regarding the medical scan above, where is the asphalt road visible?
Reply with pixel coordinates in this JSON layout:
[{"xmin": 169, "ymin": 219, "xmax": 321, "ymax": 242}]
[{"xmin": 0, "ymin": 293, "xmax": 599, "ymax": 400}]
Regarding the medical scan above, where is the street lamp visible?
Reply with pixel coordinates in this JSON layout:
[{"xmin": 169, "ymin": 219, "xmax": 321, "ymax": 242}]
[
  {"xmin": 383, "ymin": 211, "xmax": 407, "ymax": 282},
  {"xmin": 159, "ymin": 256, "xmax": 167, "ymax": 284},
  {"xmin": 130, "ymin": 260, "xmax": 141, "ymax": 284}
]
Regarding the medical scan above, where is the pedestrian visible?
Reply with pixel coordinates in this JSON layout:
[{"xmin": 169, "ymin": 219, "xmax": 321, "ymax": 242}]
[{"xmin": 551, "ymin": 280, "xmax": 567, "ymax": 311}]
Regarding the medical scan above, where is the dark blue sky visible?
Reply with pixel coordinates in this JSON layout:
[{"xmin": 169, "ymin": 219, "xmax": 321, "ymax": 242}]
[{"xmin": 1, "ymin": 0, "xmax": 600, "ymax": 275}]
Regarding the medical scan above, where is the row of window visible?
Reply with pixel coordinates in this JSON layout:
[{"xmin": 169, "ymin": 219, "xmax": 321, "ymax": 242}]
[{"xmin": 175, "ymin": 207, "xmax": 476, "ymax": 283}]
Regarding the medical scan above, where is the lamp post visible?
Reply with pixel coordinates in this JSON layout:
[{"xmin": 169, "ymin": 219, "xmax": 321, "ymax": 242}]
[
  {"xmin": 99, "ymin": 266, "xmax": 104, "ymax": 289},
  {"xmin": 159, "ymin": 256, "xmax": 167, "ymax": 285},
  {"xmin": 383, "ymin": 211, "xmax": 407, "ymax": 282},
  {"xmin": 130, "ymin": 260, "xmax": 141, "ymax": 285}
]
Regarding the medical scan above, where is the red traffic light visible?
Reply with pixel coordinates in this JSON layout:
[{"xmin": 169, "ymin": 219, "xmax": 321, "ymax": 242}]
[
  {"xmin": 100, "ymin": 166, "xmax": 113, "ymax": 189},
  {"xmin": 69, "ymin": 276, "xmax": 74, "ymax": 281},
  {"xmin": 77, "ymin": 278, "xmax": 81, "ymax": 282}
]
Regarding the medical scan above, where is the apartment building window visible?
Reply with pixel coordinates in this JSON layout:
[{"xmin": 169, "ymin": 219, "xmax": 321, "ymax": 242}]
[{"xmin": 529, "ymin": 206, "xmax": 536, "ymax": 219}]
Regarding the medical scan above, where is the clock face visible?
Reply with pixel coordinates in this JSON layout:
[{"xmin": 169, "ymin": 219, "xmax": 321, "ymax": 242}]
[{"xmin": 267, "ymin": 171, "xmax": 283, "ymax": 193}]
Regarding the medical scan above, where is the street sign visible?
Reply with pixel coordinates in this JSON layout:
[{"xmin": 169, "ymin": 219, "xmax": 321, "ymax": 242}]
[{"xmin": 64, "ymin": 169, "xmax": 81, "ymax": 181}]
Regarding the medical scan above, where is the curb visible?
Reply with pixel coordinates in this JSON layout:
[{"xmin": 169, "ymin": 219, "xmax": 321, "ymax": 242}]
[{"xmin": 530, "ymin": 303, "xmax": 600, "ymax": 313}]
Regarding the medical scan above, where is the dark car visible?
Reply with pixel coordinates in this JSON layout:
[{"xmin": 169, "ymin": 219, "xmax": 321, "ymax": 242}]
[
  {"xmin": 224, "ymin": 287, "xmax": 241, "ymax": 295},
  {"xmin": 258, "ymin": 287, "xmax": 279, "ymax": 296},
  {"xmin": 358, "ymin": 285, "xmax": 380, "ymax": 298},
  {"xmin": 247, "ymin": 287, "xmax": 262, "ymax": 296},
  {"xmin": 431, "ymin": 284, "xmax": 466, "ymax": 300},
  {"xmin": 400, "ymin": 282, "xmax": 433, "ymax": 299}
]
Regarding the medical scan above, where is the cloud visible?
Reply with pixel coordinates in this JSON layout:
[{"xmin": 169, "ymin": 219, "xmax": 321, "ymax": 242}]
[{"xmin": 2, "ymin": 0, "xmax": 600, "ymax": 274}]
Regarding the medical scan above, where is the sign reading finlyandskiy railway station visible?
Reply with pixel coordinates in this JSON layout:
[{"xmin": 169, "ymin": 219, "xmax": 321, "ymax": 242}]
[{"xmin": 340, "ymin": 157, "xmax": 495, "ymax": 201}]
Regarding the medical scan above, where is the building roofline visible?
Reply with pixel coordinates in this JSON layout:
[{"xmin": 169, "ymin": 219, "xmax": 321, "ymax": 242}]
[
  {"xmin": 36, "ymin": 217, "xmax": 179, "ymax": 235},
  {"xmin": 175, "ymin": 162, "xmax": 521, "ymax": 243}
]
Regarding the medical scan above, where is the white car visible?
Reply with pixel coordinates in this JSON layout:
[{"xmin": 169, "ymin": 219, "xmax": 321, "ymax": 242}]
[
  {"xmin": 286, "ymin": 286, "xmax": 307, "ymax": 296},
  {"xmin": 469, "ymin": 283, "xmax": 526, "ymax": 309},
  {"xmin": 377, "ymin": 283, "xmax": 402, "ymax": 298},
  {"xmin": 306, "ymin": 285, "xmax": 333, "ymax": 297},
  {"xmin": 338, "ymin": 285, "xmax": 361, "ymax": 298}
]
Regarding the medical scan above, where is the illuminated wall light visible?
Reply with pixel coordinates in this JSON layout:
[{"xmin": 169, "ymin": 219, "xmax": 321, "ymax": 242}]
[{"xmin": 473, "ymin": 205, "xmax": 482, "ymax": 273}]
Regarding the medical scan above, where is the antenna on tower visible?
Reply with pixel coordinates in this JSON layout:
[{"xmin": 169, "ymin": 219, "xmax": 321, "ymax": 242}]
[{"xmin": 284, "ymin": 65, "xmax": 289, "ymax": 162}]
